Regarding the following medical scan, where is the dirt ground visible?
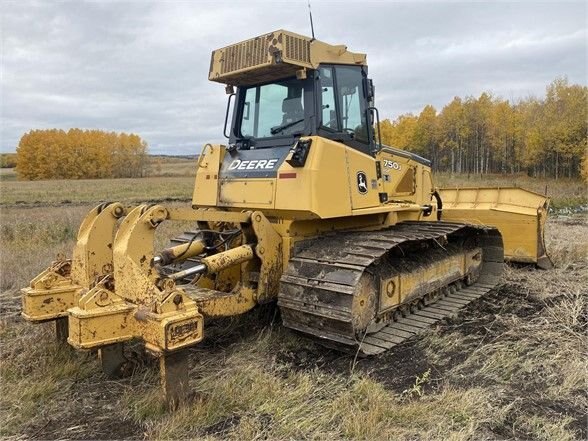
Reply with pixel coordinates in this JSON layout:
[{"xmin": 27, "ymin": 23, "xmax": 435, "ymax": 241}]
[{"xmin": 1, "ymin": 215, "xmax": 586, "ymax": 440}]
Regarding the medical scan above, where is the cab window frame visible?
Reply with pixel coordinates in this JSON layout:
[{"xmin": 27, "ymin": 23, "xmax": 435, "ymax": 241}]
[
  {"xmin": 317, "ymin": 66, "xmax": 341, "ymax": 133},
  {"xmin": 317, "ymin": 64, "xmax": 375, "ymax": 155},
  {"xmin": 232, "ymin": 75, "xmax": 314, "ymax": 147}
]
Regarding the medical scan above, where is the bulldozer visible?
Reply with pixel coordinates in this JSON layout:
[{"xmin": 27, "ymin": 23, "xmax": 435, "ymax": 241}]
[{"xmin": 21, "ymin": 30, "xmax": 551, "ymax": 407}]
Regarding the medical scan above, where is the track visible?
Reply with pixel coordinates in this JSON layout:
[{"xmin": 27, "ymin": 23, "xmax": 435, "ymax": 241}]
[{"xmin": 278, "ymin": 221, "xmax": 504, "ymax": 356}]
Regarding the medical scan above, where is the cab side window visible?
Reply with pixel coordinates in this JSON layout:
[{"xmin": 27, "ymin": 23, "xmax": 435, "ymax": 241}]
[
  {"xmin": 335, "ymin": 66, "xmax": 369, "ymax": 144},
  {"xmin": 319, "ymin": 67, "xmax": 339, "ymax": 131}
]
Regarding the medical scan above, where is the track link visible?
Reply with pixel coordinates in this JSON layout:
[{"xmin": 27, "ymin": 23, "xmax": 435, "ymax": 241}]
[{"xmin": 278, "ymin": 221, "xmax": 503, "ymax": 356}]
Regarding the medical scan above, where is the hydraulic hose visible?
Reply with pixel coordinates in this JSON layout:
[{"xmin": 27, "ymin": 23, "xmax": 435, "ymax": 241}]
[{"xmin": 432, "ymin": 190, "xmax": 443, "ymax": 221}]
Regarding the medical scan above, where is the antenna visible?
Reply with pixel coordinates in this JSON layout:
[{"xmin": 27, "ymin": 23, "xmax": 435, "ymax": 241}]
[{"xmin": 308, "ymin": 0, "xmax": 316, "ymax": 39}]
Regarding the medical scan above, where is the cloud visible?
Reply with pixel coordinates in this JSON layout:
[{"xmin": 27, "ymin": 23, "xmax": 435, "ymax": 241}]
[{"xmin": 1, "ymin": 0, "xmax": 586, "ymax": 154}]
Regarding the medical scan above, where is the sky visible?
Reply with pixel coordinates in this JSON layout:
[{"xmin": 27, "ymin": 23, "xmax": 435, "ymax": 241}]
[{"xmin": 1, "ymin": 0, "xmax": 586, "ymax": 154}]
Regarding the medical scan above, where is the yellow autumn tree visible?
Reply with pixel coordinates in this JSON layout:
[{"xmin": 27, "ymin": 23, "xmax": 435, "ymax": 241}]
[
  {"xmin": 581, "ymin": 149, "xmax": 588, "ymax": 183},
  {"xmin": 378, "ymin": 78, "xmax": 586, "ymax": 178},
  {"xmin": 16, "ymin": 129, "xmax": 148, "ymax": 180},
  {"xmin": 378, "ymin": 114, "xmax": 418, "ymax": 150}
]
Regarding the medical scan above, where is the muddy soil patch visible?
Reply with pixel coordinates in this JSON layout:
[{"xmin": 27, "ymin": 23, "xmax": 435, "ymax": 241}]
[
  {"xmin": 439, "ymin": 282, "xmax": 545, "ymax": 338},
  {"xmin": 275, "ymin": 281, "xmax": 549, "ymax": 396},
  {"xmin": 20, "ymin": 374, "xmax": 147, "ymax": 440},
  {"xmin": 277, "ymin": 323, "xmax": 443, "ymax": 395}
]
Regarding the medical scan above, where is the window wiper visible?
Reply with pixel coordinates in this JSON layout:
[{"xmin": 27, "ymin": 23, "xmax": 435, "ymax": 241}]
[{"xmin": 270, "ymin": 118, "xmax": 304, "ymax": 135}]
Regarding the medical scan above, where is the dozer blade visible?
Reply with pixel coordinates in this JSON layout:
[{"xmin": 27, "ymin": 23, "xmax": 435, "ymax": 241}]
[{"xmin": 439, "ymin": 187, "xmax": 552, "ymax": 269}]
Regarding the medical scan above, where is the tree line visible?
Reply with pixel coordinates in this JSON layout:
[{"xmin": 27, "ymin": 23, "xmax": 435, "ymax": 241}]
[
  {"xmin": 16, "ymin": 129, "xmax": 148, "ymax": 180},
  {"xmin": 0, "ymin": 153, "xmax": 17, "ymax": 168},
  {"xmin": 378, "ymin": 78, "xmax": 587, "ymax": 180}
]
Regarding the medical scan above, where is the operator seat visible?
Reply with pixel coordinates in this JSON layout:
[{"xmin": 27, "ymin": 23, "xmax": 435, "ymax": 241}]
[{"xmin": 281, "ymin": 96, "xmax": 304, "ymax": 125}]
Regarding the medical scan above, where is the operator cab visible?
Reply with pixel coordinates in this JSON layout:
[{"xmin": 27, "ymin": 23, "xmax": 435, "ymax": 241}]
[{"xmin": 226, "ymin": 64, "xmax": 377, "ymax": 156}]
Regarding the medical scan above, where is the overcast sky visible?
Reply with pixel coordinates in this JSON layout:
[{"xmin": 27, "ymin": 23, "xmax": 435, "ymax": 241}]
[{"xmin": 1, "ymin": 1, "xmax": 586, "ymax": 154}]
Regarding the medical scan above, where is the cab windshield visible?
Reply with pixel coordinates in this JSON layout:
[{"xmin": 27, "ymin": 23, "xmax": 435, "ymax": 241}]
[{"xmin": 239, "ymin": 78, "xmax": 306, "ymax": 139}]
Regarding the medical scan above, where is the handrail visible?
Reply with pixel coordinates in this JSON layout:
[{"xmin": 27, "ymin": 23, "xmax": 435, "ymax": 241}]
[
  {"xmin": 223, "ymin": 93, "xmax": 236, "ymax": 139},
  {"xmin": 367, "ymin": 106, "xmax": 382, "ymax": 154}
]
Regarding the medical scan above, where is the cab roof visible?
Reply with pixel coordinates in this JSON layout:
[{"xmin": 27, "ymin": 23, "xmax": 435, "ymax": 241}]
[{"xmin": 209, "ymin": 29, "xmax": 367, "ymax": 86}]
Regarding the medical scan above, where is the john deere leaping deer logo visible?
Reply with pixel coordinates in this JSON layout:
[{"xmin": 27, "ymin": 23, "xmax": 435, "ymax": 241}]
[{"xmin": 356, "ymin": 171, "xmax": 368, "ymax": 195}]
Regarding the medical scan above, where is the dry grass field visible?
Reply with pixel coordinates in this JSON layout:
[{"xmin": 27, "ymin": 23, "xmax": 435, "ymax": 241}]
[
  {"xmin": 145, "ymin": 156, "xmax": 198, "ymax": 177},
  {"xmin": 0, "ymin": 176, "xmax": 195, "ymax": 206},
  {"xmin": 0, "ymin": 172, "xmax": 586, "ymax": 440},
  {"xmin": 0, "ymin": 168, "xmax": 17, "ymax": 182},
  {"xmin": 0, "ymin": 156, "xmax": 197, "ymax": 206}
]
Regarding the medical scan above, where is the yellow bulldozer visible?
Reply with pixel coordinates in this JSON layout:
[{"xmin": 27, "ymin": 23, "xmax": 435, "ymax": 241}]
[{"xmin": 21, "ymin": 30, "xmax": 551, "ymax": 407}]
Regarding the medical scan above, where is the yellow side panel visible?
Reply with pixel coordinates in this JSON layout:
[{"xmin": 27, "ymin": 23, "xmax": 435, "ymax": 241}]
[
  {"xmin": 273, "ymin": 161, "xmax": 314, "ymax": 214},
  {"xmin": 375, "ymin": 147, "xmax": 433, "ymax": 207},
  {"xmin": 219, "ymin": 179, "xmax": 274, "ymax": 207},
  {"xmin": 346, "ymin": 148, "xmax": 381, "ymax": 210},
  {"xmin": 193, "ymin": 144, "xmax": 223, "ymax": 207},
  {"xmin": 274, "ymin": 137, "xmax": 354, "ymax": 218}
]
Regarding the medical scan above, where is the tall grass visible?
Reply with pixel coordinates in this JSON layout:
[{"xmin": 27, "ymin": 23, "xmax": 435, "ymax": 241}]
[{"xmin": 0, "ymin": 206, "xmax": 86, "ymax": 293}]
